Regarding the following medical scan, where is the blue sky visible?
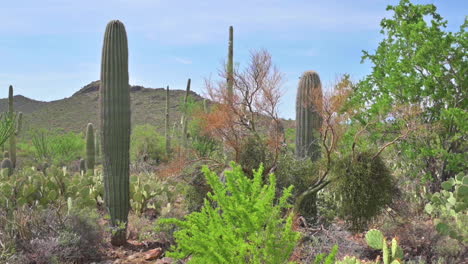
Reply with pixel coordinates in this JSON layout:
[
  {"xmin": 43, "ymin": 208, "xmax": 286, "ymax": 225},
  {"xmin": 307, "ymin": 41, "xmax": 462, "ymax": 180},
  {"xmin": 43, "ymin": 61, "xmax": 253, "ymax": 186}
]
[{"xmin": 0, "ymin": 0, "xmax": 465, "ymax": 119}]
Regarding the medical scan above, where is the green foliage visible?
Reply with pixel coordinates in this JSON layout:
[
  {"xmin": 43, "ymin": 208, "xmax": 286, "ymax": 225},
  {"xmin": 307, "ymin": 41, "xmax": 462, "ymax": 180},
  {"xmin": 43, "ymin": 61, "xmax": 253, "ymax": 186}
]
[
  {"xmin": 365, "ymin": 229, "xmax": 403, "ymax": 264},
  {"xmin": 353, "ymin": 0, "xmax": 467, "ymax": 185},
  {"xmin": 332, "ymin": 152, "xmax": 395, "ymax": 231},
  {"xmin": 29, "ymin": 128, "xmax": 85, "ymax": 166},
  {"xmin": 130, "ymin": 124, "xmax": 166, "ymax": 163},
  {"xmin": 313, "ymin": 245, "xmax": 338, "ymax": 264},
  {"xmin": 159, "ymin": 163, "xmax": 300, "ymax": 263},
  {"xmin": 238, "ymin": 136, "xmax": 270, "ymax": 175},
  {"xmin": 425, "ymin": 173, "xmax": 468, "ymax": 243}
]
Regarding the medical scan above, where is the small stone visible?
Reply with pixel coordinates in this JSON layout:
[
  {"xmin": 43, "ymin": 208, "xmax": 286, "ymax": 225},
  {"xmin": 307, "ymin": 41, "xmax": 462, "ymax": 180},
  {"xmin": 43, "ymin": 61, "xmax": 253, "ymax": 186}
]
[{"xmin": 144, "ymin": 248, "xmax": 163, "ymax": 261}]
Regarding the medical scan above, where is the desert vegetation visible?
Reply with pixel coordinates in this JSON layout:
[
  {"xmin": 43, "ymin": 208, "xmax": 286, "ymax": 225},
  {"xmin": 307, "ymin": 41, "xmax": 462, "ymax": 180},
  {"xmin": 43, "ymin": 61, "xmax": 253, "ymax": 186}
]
[{"xmin": 0, "ymin": 0, "xmax": 466, "ymax": 263}]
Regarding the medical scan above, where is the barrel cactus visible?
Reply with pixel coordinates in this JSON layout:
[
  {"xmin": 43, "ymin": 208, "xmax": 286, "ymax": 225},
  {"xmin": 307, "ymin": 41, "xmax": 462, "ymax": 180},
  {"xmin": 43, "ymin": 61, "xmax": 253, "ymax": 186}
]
[
  {"xmin": 1, "ymin": 157, "xmax": 13, "ymax": 176},
  {"xmin": 295, "ymin": 71, "xmax": 323, "ymax": 160},
  {"xmin": 100, "ymin": 20, "xmax": 131, "ymax": 246},
  {"xmin": 86, "ymin": 123, "xmax": 95, "ymax": 172}
]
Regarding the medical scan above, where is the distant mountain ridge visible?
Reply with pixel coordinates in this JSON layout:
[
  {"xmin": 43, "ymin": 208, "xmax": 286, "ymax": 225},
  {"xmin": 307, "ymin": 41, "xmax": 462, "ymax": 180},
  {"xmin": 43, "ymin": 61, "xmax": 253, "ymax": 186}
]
[{"xmin": 0, "ymin": 81, "xmax": 204, "ymax": 136}]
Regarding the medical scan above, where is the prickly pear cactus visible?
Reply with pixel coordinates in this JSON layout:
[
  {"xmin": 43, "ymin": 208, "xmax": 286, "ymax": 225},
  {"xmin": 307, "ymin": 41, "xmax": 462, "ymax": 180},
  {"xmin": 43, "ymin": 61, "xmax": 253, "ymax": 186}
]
[
  {"xmin": 86, "ymin": 123, "xmax": 95, "ymax": 172},
  {"xmin": 295, "ymin": 71, "xmax": 323, "ymax": 161},
  {"xmin": 365, "ymin": 229, "xmax": 403, "ymax": 264},
  {"xmin": 99, "ymin": 20, "xmax": 131, "ymax": 246}
]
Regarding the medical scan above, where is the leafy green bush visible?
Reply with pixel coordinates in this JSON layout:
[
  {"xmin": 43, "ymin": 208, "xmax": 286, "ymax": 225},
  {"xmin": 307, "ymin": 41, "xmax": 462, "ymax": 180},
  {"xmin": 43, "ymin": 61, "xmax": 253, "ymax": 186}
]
[
  {"xmin": 130, "ymin": 124, "xmax": 166, "ymax": 163},
  {"xmin": 159, "ymin": 162, "xmax": 300, "ymax": 263},
  {"xmin": 29, "ymin": 128, "xmax": 85, "ymax": 166},
  {"xmin": 425, "ymin": 173, "xmax": 468, "ymax": 243},
  {"xmin": 332, "ymin": 151, "xmax": 395, "ymax": 231}
]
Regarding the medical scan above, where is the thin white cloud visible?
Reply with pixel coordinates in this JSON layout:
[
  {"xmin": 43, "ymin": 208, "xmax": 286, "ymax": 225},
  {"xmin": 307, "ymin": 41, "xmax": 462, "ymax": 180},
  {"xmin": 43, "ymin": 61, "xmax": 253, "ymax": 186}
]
[{"xmin": 174, "ymin": 57, "xmax": 193, "ymax": 65}]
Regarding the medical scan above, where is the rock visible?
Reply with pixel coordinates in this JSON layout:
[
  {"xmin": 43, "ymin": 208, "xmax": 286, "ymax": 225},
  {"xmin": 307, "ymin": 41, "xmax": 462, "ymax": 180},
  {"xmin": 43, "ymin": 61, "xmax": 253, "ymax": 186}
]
[
  {"xmin": 144, "ymin": 247, "xmax": 163, "ymax": 261},
  {"xmin": 155, "ymin": 257, "xmax": 174, "ymax": 264}
]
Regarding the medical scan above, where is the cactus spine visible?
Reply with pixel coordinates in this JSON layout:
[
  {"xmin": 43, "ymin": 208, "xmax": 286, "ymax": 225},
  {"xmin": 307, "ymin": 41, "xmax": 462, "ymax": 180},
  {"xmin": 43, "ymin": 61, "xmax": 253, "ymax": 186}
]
[
  {"xmin": 86, "ymin": 123, "xmax": 95, "ymax": 172},
  {"xmin": 295, "ymin": 71, "xmax": 323, "ymax": 220},
  {"xmin": 165, "ymin": 85, "xmax": 171, "ymax": 156},
  {"xmin": 181, "ymin": 78, "xmax": 190, "ymax": 148},
  {"xmin": 100, "ymin": 20, "xmax": 131, "ymax": 246},
  {"xmin": 295, "ymin": 71, "xmax": 323, "ymax": 160},
  {"xmin": 227, "ymin": 26, "xmax": 234, "ymax": 102},
  {"xmin": 8, "ymin": 86, "xmax": 16, "ymax": 168}
]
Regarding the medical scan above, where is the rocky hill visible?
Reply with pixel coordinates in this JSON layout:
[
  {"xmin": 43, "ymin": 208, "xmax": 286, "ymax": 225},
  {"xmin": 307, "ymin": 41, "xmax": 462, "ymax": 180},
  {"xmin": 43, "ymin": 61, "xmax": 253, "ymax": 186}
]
[{"xmin": 0, "ymin": 81, "xmax": 204, "ymax": 136}]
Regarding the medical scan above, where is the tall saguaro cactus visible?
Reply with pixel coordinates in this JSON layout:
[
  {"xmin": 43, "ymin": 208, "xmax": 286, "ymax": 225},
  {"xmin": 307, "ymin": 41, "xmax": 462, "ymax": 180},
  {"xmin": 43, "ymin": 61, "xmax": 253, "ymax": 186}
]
[
  {"xmin": 181, "ymin": 78, "xmax": 191, "ymax": 148},
  {"xmin": 86, "ymin": 123, "xmax": 95, "ymax": 172},
  {"xmin": 8, "ymin": 85, "xmax": 16, "ymax": 168},
  {"xmin": 165, "ymin": 85, "xmax": 171, "ymax": 156},
  {"xmin": 227, "ymin": 26, "xmax": 234, "ymax": 101},
  {"xmin": 295, "ymin": 71, "xmax": 323, "ymax": 220},
  {"xmin": 295, "ymin": 71, "xmax": 323, "ymax": 161},
  {"xmin": 100, "ymin": 20, "xmax": 131, "ymax": 246}
]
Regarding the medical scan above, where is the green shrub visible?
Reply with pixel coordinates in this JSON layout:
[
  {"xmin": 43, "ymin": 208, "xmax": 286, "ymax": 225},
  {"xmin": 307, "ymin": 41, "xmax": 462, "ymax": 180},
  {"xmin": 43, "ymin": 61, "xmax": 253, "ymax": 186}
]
[
  {"xmin": 29, "ymin": 128, "xmax": 85, "ymax": 166},
  {"xmin": 159, "ymin": 162, "xmax": 300, "ymax": 263},
  {"xmin": 130, "ymin": 124, "xmax": 166, "ymax": 163},
  {"xmin": 238, "ymin": 136, "xmax": 271, "ymax": 176},
  {"xmin": 332, "ymin": 151, "xmax": 395, "ymax": 231}
]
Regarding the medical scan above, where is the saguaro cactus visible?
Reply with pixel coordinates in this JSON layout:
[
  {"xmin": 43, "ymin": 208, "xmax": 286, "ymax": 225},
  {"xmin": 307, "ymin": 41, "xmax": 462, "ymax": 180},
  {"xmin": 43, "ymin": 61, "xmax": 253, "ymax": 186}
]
[
  {"xmin": 295, "ymin": 71, "xmax": 323, "ymax": 220},
  {"xmin": 181, "ymin": 78, "xmax": 191, "ymax": 149},
  {"xmin": 100, "ymin": 20, "xmax": 131, "ymax": 246},
  {"xmin": 227, "ymin": 26, "xmax": 234, "ymax": 101},
  {"xmin": 79, "ymin": 158, "xmax": 86, "ymax": 174},
  {"xmin": 86, "ymin": 123, "xmax": 95, "ymax": 172},
  {"xmin": 8, "ymin": 85, "xmax": 16, "ymax": 168},
  {"xmin": 165, "ymin": 85, "xmax": 171, "ymax": 156},
  {"xmin": 95, "ymin": 131, "xmax": 100, "ymax": 163},
  {"xmin": 295, "ymin": 71, "xmax": 323, "ymax": 160}
]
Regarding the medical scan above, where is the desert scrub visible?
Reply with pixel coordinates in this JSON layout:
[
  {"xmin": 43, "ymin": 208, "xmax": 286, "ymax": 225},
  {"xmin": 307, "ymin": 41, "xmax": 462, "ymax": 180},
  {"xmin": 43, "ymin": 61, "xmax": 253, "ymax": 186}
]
[
  {"xmin": 332, "ymin": 151, "xmax": 395, "ymax": 231},
  {"xmin": 159, "ymin": 162, "xmax": 300, "ymax": 263}
]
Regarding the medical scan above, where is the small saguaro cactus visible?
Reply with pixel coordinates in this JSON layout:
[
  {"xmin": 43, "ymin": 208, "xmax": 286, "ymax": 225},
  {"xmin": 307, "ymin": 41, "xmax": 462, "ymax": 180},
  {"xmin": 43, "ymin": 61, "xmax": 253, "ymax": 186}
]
[
  {"xmin": 100, "ymin": 20, "xmax": 131, "ymax": 246},
  {"xmin": 165, "ymin": 85, "xmax": 171, "ymax": 156},
  {"xmin": 295, "ymin": 71, "xmax": 323, "ymax": 161},
  {"xmin": 8, "ymin": 85, "xmax": 16, "ymax": 168},
  {"xmin": 86, "ymin": 123, "xmax": 95, "ymax": 172},
  {"xmin": 227, "ymin": 26, "xmax": 234, "ymax": 101},
  {"xmin": 181, "ymin": 78, "xmax": 191, "ymax": 149},
  {"xmin": 79, "ymin": 158, "xmax": 86, "ymax": 174},
  {"xmin": 1, "ymin": 157, "xmax": 13, "ymax": 176}
]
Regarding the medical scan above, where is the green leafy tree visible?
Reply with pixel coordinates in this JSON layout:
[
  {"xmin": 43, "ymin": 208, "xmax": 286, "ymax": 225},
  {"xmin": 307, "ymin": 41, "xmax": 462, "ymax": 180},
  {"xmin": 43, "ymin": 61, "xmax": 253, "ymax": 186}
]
[{"xmin": 353, "ymin": 0, "xmax": 467, "ymax": 188}]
